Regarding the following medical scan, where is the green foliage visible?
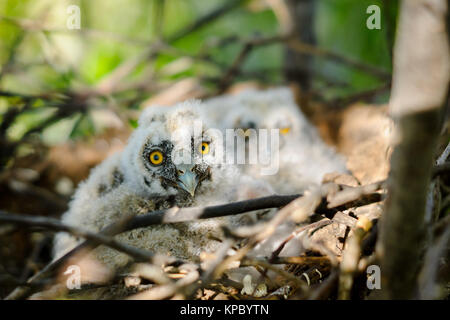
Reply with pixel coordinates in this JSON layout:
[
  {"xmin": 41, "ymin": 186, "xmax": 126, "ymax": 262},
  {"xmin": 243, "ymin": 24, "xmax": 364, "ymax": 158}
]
[
  {"xmin": 0, "ymin": 0, "xmax": 396, "ymax": 148},
  {"xmin": 315, "ymin": 0, "xmax": 397, "ymax": 99}
]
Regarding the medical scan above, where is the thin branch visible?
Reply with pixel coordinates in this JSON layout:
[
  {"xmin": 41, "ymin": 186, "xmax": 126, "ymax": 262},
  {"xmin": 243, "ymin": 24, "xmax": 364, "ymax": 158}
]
[
  {"xmin": 217, "ymin": 41, "xmax": 254, "ymax": 93},
  {"xmin": 418, "ymin": 226, "xmax": 450, "ymax": 299},
  {"xmin": 436, "ymin": 141, "xmax": 450, "ymax": 165},
  {"xmin": 167, "ymin": 0, "xmax": 245, "ymax": 43},
  {"xmin": 181, "ymin": 240, "xmax": 234, "ymax": 299},
  {"xmin": 338, "ymin": 227, "xmax": 368, "ymax": 300},
  {"xmin": 4, "ymin": 193, "xmax": 299, "ymax": 300},
  {"xmin": 5, "ymin": 180, "xmax": 387, "ymax": 300},
  {"xmin": 0, "ymin": 211, "xmax": 155, "ymax": 262},
  {"xmin": 286, "ymin": 37, "xmax": 391, "ymax": 80},
  {"xmin": 327, "ymin": 82, "xmax": 392, "ymax": 109},
  {"xmin": 268, "ymin": 256, "xmax": 333, "ymax": 266},
  {"xmin": 433, "ymin": 162, "xmax": 450, "ymax": 177},
  {"xmin": 125, "ymin": 193, "xmax": 300, "ymax": 230},
  {"xmin": 216, "ymin": 35, "xmax": 286, "ymax": 93},
  {"xmin": 240, "ymin": 257, "xmax": 308, "ymax": 290},
  {"xmin": 326, "ymin": 180, "xmax": 386, "ymax": 208},
  {"xmin": 270, "ymin": 219, "xmax": 333, "ymax": 261},
  {"xmin": 0, "ymin": 30, "xmax": 26, "ymax": 81},
  {"xmin": 153, "ymin": 0, "xmax": 165, "ymax": 41}
]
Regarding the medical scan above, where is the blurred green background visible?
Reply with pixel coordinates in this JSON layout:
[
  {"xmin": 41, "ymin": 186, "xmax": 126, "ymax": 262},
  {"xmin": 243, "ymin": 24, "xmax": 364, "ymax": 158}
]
[{"xmin": 0, "ymin": 0, "xmax": 396, "ymax": 150}]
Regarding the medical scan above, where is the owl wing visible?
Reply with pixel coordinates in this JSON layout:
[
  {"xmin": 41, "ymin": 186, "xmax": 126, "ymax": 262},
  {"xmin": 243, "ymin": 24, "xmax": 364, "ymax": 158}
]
[{"xmin": 52, "ymin": 152, "xmax": 130, "ymax": 259}]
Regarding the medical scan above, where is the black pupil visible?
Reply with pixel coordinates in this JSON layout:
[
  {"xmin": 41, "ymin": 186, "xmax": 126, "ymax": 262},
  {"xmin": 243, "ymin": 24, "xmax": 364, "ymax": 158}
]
[
  {"xmin": 202, "ymin": 145, "xmax": 206, "ymax": 151},
  {"xmin": 153, "ymin": 154, "xmax": 159, "ymax": 160}
]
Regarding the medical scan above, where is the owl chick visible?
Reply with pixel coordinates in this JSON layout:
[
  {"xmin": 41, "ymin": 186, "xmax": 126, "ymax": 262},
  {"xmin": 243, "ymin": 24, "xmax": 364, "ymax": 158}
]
[
  {"xmin": 53, "ymin": 100, "xmax": 273, "ymax": 270},
  {"xmin": 204, "ymin": 87, "xmax": 347, "ymax": 194}
]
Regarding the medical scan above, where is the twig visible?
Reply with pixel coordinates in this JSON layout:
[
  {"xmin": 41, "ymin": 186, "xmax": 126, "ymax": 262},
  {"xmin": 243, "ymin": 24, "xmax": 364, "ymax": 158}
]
[
  {"xmin": 327, "ymin": 180, "xmax": 386, "ymax": 208},
  {"xmin": 0, "ymin": 90, "xmax": 54, "ymax": 100},
  {"xmin": 73, "ymin": 0, "xmax": 245, "ymax": 98},
  {"xmin": 307, "ymin": 270, "xmax": 339, "ymax": 300},
  {"xmin": 214, "ymin": 185, "xmax": 333, "ymax": 279},
  {"xmin": 125, "ymin": 194, "xmax": 300, "ymax": 230},
  {"xmin": 91, "ymin": 46, "xmax": 160, "ymax": 97},
  {"xmin": 217, "ymin": 41, "xmax": 254, "ymax": 93},
  {"xmin": 263, "ymin": 256, "xmax": 333, "ymax": 267},
  {"xmin": 0, "ymin": 30, "xmax": 25, "ymax": 81},
  {"xmin": 208, "ymin": 182, "xmax": 384, "ymax": 278},
  {"xmin": 418, "ymin": 226, "xmax": 450, "ymax": 299},
  {"xmin": 167, "ymin": 0, "xmax": 245, "ymax": 43},
  {"xmin": 338, "ymin": 227, "xmax": 368, "ymax": 300},
  {"xmin": 152, "ymin": 0, "xmax": 165, "ymax": 41},
  {"xmin": 0, "ymin": 15, "xmax": 150, "ymax": 46},
  {"xmin": 182, "ymin": 240, "xmax": 234, "ymax": 299},
  {"xmin": 328, "ymin": 82, "xmax": 392, "ymax": 108},
  {"xmin": 6, "ymin": 179, "xmax": 68, "ymax": 213},
  {"xmin": 216, "ymin": 35, "xmax": 285, "ymax": 93},
  {"xmin": 286, "ymin": 37, "xmax": 391, "ymax": 80},
  {"xmin": 432, "ymin": 162, "xmax": 450, "ymax": 177},
  {"xmin": 5, "ymin": 180, "xmax": 387, "ymax": 300},
  {"xmin": 270, "ymin": 210, "xmax": 361, "ymax": 263},
  {"xmin": 436, "ymin": 141, "xmax": 450, "ymax": 165},
  {"xmin": 0, "ymin": 101, "xmax": 32, "ymax": 137},
  {"xmin": 129, "ymin": 263, "xmax": 200, "ymax": 300},
  {"xmin": 3, "ymin": 194, "xmax": 299, "ymax": 300},
  {"xmin": 270, "ymin": 219, "xmax": 333, "ymax": 261},
  {"xmin": 241, "ymin": 258, "xmax": 308, "ymax": 291},
  {"xmin": 0, "ymin": 211, "xmax": 155, "ymax": 262},
  {"xmin": 433, "ymin": 213, "xmax": 450, "ymax": 235}
]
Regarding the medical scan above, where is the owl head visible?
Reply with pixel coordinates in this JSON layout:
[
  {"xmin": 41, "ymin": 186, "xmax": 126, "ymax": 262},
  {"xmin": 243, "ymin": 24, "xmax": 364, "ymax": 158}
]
[
  {"xmin": 120, "ymin": 100, "xmax": 225, "ymax": 199},
  {"xmin": 207, "ymin": 87, "xmax": 312, "ymax": 147}
]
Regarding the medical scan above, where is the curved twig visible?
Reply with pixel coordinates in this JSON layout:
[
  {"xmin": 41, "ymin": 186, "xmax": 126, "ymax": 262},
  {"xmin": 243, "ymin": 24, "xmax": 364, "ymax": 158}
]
[{"xmin": 0, "ymin": 211, "xmax": 154, "ymax": 262}]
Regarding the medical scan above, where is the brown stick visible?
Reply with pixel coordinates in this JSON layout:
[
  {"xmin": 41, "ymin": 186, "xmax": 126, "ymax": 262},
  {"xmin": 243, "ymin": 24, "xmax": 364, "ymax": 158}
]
[
  {"xmin": 5, "ymin": 180, "xmax": 386, "ymax": 300},
  {"xmin": 0, "ymin": 211, "xmax": 155, "ymax": 262},
  {"xmin": 376, "ymin": 0, "xmax": 449, "ymax": 299}
]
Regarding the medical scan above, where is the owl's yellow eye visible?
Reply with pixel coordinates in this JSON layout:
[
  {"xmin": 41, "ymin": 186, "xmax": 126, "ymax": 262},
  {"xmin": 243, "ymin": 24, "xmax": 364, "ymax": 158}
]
[
  {"xmin": 280, "ymin": 127, "xmax": 291, "ymax": 135},
  {"xmin": 199, "ymin": 142, "xmax": 210, "ymax": 155},
  {"xmin": 244, "ymin": 129, "xmax": 253, "ymax": 137},
  {"xmin": 149, "ymin": 150, "xmax": 164, "ymax": 165}
]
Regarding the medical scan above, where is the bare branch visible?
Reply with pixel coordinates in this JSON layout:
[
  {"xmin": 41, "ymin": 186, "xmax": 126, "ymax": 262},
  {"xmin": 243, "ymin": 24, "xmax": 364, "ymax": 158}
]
[
  {"xmin": 377, "ymin": 0, "xmax": 449, "ymax": 299},
  {"xmin": 167, "ymin": 0, "xmax": 245, "ymax": 43},
  {"xmin": 0, "ymin": 211, "xmax": 155, "ymax": 262}
]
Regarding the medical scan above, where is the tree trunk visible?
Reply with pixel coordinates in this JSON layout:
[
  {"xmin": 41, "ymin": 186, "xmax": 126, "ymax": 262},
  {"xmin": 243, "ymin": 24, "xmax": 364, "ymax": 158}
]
[
  {"xmin": 268, "ymin": 0, "xmax": 316, "ymax": 91},
  {"xmin": 376, "ymin": 0, "xmax": 450, "ymax": 299}
]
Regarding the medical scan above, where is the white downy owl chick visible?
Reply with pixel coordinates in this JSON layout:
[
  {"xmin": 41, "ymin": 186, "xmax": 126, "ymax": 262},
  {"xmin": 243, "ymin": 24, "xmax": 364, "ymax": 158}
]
[
  {"xmin": 53, "ymin": 100, "xmax": 273, "ymax": 270},
  {"xmin": 204, "ymin": 87, "xmax": 347, "ymax": 194}
]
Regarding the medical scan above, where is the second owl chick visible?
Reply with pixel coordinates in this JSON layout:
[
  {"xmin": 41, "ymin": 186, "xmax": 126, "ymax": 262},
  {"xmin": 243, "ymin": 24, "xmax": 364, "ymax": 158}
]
[{"xmin": 205, "ymin": 87, "xmax": 348, "ymax": 194}]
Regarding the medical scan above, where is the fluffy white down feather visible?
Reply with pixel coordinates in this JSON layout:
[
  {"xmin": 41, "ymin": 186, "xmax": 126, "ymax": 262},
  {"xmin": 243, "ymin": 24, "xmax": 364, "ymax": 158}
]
[
  {"xmin": 54, "ymin": 87, "xmax": 348, "ymax": 271},
  {"xmin": 53, "ymin": 101, "xmax": 273, "ymax": 270},
  {"xmin": 204, "ymin": 87, "xmax": 347, "ymax": 193}
]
